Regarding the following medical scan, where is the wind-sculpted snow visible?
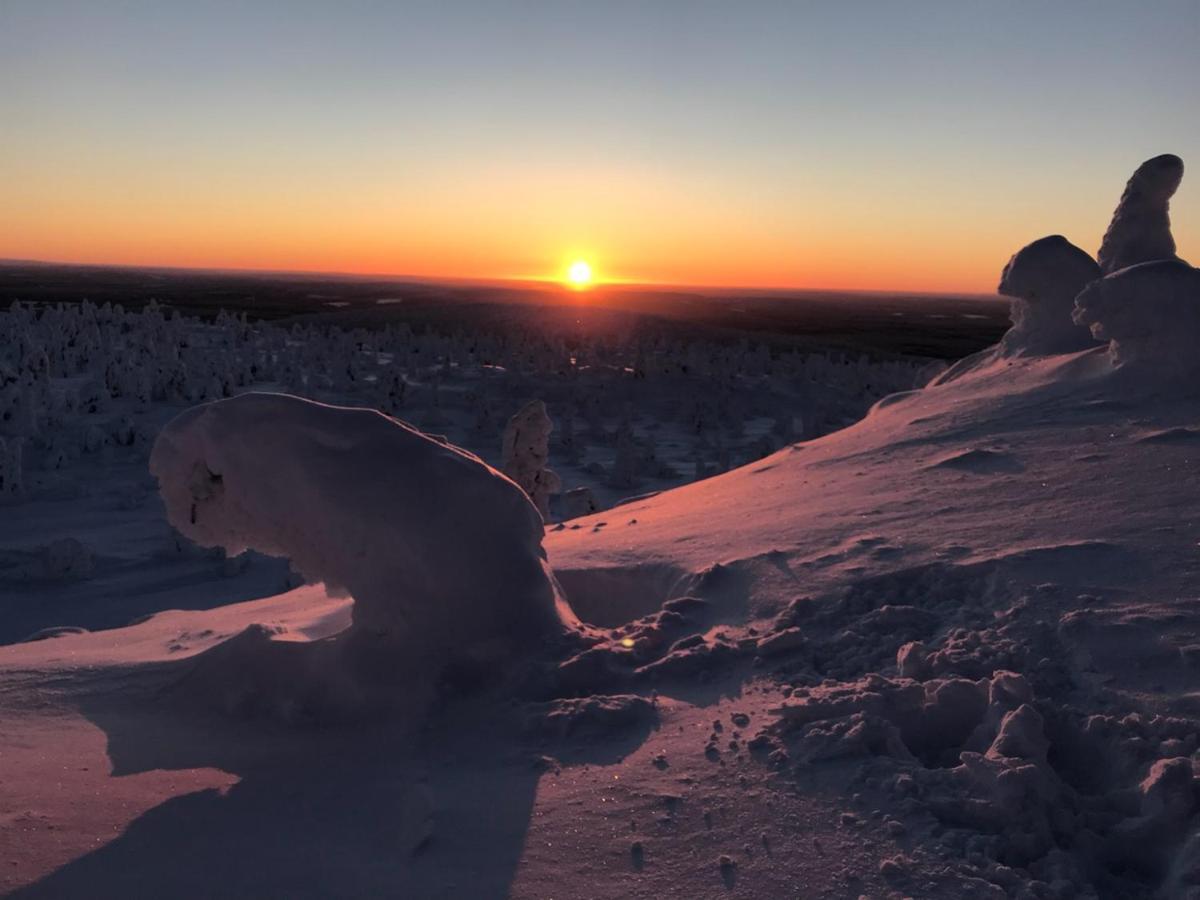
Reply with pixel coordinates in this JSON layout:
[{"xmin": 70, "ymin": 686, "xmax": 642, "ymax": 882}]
[
  {"xmin": 996, "ymin": 235, "xmax": 1099, "ymax": 356},
  {"xmin": 938, "ymin": 154, "xmax": 1196, "ymax": 390},
  {"xmin": 1073, "ymin": 259, "xmax": 1200, "ymax": 376},
  {"xmin": 1097, "ymin": 153, "xmax": 1186, "ymax": 275},
  {"xmin": 150, "ymin": 392, "xmax": 577, "ymax": 664},
  {"xmin": 932, "ymin": 236, "xmax": 1100, "ymax": 385}
]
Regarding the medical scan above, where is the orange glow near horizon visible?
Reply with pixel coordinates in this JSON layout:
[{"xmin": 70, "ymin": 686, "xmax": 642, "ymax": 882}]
[
  {"xmin": 1, "ymin": 157, "xmax": 1195, "ymax": 295},
  {"xmin": 3, "ymin": 4, "xmax": 1198, "ymax": 296},
  {"xmin": 565, "ymin": 259, "xmax": 594, "ymax": 289}
]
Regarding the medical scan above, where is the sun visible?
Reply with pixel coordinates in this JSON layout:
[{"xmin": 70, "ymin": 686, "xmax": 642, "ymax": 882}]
[{"xmin": 566, "ymin": 259, "xmax": 593, "ymax": 289}]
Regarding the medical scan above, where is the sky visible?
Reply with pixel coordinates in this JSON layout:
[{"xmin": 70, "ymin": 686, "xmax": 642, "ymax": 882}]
[{"xmin": 1, "ymin": 1, "xmax": 1198, "ymax": 293}]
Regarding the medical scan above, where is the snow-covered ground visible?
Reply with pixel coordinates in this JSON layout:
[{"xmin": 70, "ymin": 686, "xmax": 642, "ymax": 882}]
[
  {"xmin": 0, "ymin": 293, "xmax": 933, "ymax": 643},
  {"xmin": 2, "ymin": 155, "xmax": 1198, "ymax": 898}
]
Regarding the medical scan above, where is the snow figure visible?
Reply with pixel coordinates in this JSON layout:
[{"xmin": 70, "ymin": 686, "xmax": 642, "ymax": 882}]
[
  {"xmin": 151, "ymin": 393, "xmax": 577, "ymax": 666},
  {"xmin": 1098, "ymin": 154, "xmax": 1186, "ymax": 275},
  {"xmin": 1073, "ymin": 154, "xmax": 1200, "ymax": 378},
  {"xmin": 1073, "ymin": 259, "xmax": 1200, "ymax": 376},
  {"xmin": 501, "ymin": 399, "xmax": 560, "ymax": 518},
  {"xmin": 996, "ymin": 236, "xmax": 1100, "ymax": 356},
  {"xmin": 935, "ymin": 152, "xmax": 1194, "ymax": 388}
]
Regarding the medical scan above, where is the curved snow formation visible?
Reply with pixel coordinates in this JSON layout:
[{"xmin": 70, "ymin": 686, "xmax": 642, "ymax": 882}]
[
  {"xmin": 996, "ymin": 235, "xmax": 1100, "ymax": 356},
  {"xmin": 935, "ymin": 153, "xmax": 1192, "ymax": 387},
  {"xmin": 1074, "ymin": 259, "xmax": 1200, "ymax": 375},
  {"xmin": 1097, "ymin": 153, "xmax": 1185, "ymax": 274},
  {"xmin": 150, "ymin": 392, "xmax": 576, "ymax": 662}
]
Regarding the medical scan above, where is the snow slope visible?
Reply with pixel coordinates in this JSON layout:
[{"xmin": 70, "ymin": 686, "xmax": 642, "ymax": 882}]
[{"xmin": 3, "ymin": 155, "xmax": 1200, "ymax": 898}]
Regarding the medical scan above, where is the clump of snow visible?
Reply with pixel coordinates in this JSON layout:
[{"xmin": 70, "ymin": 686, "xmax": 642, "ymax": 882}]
[
  {"xmin": 1097, "ymin": 153, "xmax": 1186, "ymax": 275},
  {"xmin": 933, "ymin": 234, "xmax": 1101, "ymax": 385},
  {"xmin": 996, "ymin": 235, "xmax": 1100, "ymax": 356},
  {"xmin": 935, "ymin": 154, "xmax": 1197, "ymax": 391},
  {"xmin": 150, "ymin": 392, "xmax": 577, "ymax": 668},
  {"xmin": 501, "ymin": 399, "xmax": 560, "ymax": 517},
  {"xmin": 1073, "ymin": 259, "xmax": 1200, "ymax": 376}
]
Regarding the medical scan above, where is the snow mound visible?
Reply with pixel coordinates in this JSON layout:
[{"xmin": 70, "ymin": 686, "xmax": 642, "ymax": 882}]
[
  {"xmin": 996, "ymin": 236, "xmax": 1100, "ymax": 357},
  {"xmin": 150, "ymin": 392, "xmax": 577, "ymax": 668},
  {"xmin": 1097, "ymin": 153, "xmax": 1186, "ymax": 275},
  {"xmin": 1073, "ymin": 259, "xmax": 1200, "ymax": 377},
  {"xmin": 934, "ymin": 154, "xmax": 1199, "ymax": 394}
]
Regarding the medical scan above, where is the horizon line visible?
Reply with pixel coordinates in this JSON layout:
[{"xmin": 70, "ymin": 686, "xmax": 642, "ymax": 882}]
[{"xmin": 0, "ymin": 255, "xmax": 1000, "ymax": 300}]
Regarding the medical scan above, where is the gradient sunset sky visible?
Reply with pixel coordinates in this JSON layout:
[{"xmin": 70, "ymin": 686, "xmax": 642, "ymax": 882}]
[{"xmin": 2, "ymin": 1, "xmax": 1198, "ymax": 292}]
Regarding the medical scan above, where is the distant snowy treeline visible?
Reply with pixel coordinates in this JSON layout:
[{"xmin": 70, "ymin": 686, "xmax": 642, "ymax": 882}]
[{"xmin": 0, "ymin": 298, "xmax": 938, "ymax": 511}]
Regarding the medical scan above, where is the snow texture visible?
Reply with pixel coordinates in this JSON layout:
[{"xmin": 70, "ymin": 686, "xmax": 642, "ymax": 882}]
[
  {"xmin": 150, "ymin": 392, "xmax": 575, "ymax": 663},
  {"xmin": 996, "ymin": 235, "xmax": 1100, "ymax": 356},
  {"xmin": 502, "ymin": 398, "xmax": 561, "ymax": 517},
  {"xmin": 7, "ymin": 152, "xmax": 1200, "ymax": 899},
  {"xmin": 1073, "ymin": 259, "xmax": 1200, "ymax": 376},
  {"xmin": 1097, "ymin": 153, "xmax": 1186, "ymax": 275},
  {"xmin": 937, "ymin": 153, "xmax": 1196, "ymax": 387}
]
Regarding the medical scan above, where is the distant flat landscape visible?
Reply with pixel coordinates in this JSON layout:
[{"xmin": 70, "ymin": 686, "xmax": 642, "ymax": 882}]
[{"xmin": 0, "ymin": 260, "xmax": 1009, "ymax": 360}]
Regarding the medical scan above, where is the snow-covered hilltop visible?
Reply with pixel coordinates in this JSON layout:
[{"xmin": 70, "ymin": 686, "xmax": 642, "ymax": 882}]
[{"xmin": 1, "ymin": 155, "xmax": 1198, "ymax": 899}]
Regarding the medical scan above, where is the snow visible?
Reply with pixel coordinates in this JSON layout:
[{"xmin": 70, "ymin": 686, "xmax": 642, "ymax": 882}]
[
  {"xmin": 1073, "ymin": 258, "xmax": 1200, "ymax": 375},
  {"xmin": 2, "ymin": 152, "xmax": 1200, "ymax": 897},
  {"xmin": 150, "ymin": 392, "xmax": 577, "ymax": 673},
  {"xmin": 501, "ymin": 398, "xmax": 560, "ymax": 518},
  {"xmin": 1097, "ymin": 153, "xmax": 1186, "ymax": 274},
  {"xmin": 996, "ymin": 235, "xmax": 1100, "ymax": 357}
]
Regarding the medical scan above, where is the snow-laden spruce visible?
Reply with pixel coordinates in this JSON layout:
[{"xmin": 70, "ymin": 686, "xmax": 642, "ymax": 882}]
[
  {"xmin": 996, "ymin": 235, "xmax": 1099, "ymax": 357},
  {"xmin": 150, "ymin": 392, "xmax": 578, "ymax": 661},
  {"xmin": 1097, "ymin": 153, "xmax": 1186, "ymax": 275},
  {"xmin": 937, "ymin": 153, "xmax": 1197, "ymax": 387},
  {"xmin": 501, "ymin": 398, "xmax": 560, "ymax": 517},
  {"xmin": 1074, "ymin": 258, "xmax": 1200, "ymax": 375}
]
